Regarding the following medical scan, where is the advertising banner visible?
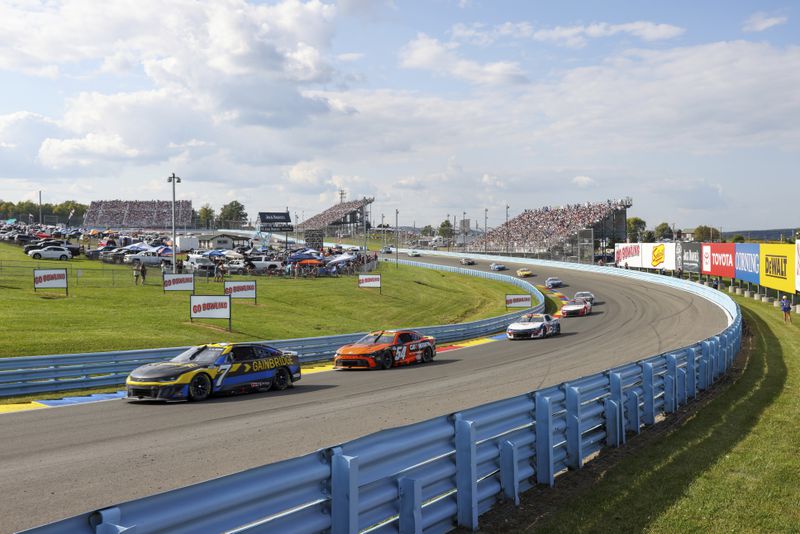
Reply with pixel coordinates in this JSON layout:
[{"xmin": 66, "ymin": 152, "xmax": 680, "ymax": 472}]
[
  {"xmin": 701, "ymin": 243, "xmax": 735, "ymax": 277},
  {"xmin": 675, "ymin": 242, "xmax": 701, "ymax": 273},
  {"xmin": 163, "ymin": 273, "xmax": 195, "ymax": 292},
  {"xmin": 224, "ymin": 280, "xmax": 257, "ymax": 300},
  {"xmin": 760, "ymin": 243, "xmax": 795, "ymax": 293},
  {"xmin": 614, "ymin": 243, "xmax": 642, "ymax": 268},
  {"xmin": 190, "ymin": 295, "xmax": 231, "ymax": 319},
  {"xmin": 33, "ymin": 269, "xmax": 68, "ymax": 289},
  {"xmin": 640, "ymin": 243, "xmax": 676, "ymax": 270},
  {"xmin": 259, "ymin": 211, "xmax": 294, "ymax": 232},
  {"xmin": 358, "ymin": 274, "xmax": 382, "ymax": 289},
  {"xmin": 796, "ymin": 240, "xmax": 800, "ymax": 293},
  {"xmin": 505, "ymin": 294, "xmax": 532, "ymax": 308},
  {"xmin": 734, "ymin": 244, "xmax": 760, "ymax": 285}
]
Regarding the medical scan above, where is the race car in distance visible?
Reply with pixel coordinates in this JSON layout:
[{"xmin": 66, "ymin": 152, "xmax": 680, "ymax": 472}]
[
  {"xmin": 544, "ymin": 277, "xmax": 563, "ymax": 289},
  {"xmin": 334, "ymin": 330, "xmax": 436, "ymax": 369},
  {"xmin": 561, "ymin": 298, "xmax": 592, "ymax": 317},
  {"xmin": 126, "ymin": 342, "xmax": 301, "ymax": 401},
  {"xmin": 460, "ymin": 257, "xmax": 476, "ymax": 265},
  {"xmin": 506, "ymin": 313, "xmax": 561, "ymax": 340},
  {"xmin": 574, "ymin": 291, "xmax": 595, "ymax": 304},
  {"xmin": 407, "ymin": 250, "xmax": 421, "ymax": 257},
  {"xmin": 489, "ymin": 262, "xmax": 508, "ymax": 271},
  {"xmin": 516, "ymin": 267, "xmax": 533, "ymax": 277}
]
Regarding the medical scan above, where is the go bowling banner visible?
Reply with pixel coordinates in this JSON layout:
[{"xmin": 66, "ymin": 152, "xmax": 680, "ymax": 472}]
[
  {"xmin": 358, "ymin": 274, "xmax": 381, "ymax": 288},
  {"xmin": 614, "ymin": 243, "xmax": 642, "ymax": 268},
  {"xmin": 506, "ymin": 294, "xmax": 532, "ymax": 308},
  {"xmin": 33, "ymin": 269, "xmax": 69, "ymax": 295},
  {"xmin": 163, "ymin": 273, "xmax": 195, "ymax": 292},
  {"xmin": 640, "ymin": 243, "xmax": 676, "ymax": 270},
  {"xmin": 190, "ymin": 295, "xmax": 232, "ymax": 331},
  {"xmin": 224, "ymin": 280, "xmax": 257, "ymax": 302},
  {"xmin": 759, "ymin": 243, "xmax": 795, "ymax": 293},
  {"xmin": 701, "ymin": 243, "xmax": 735, "ymax": 277}
]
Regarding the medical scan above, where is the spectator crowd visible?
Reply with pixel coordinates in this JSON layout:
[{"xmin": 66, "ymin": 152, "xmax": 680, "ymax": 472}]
[
  {"xmin": 84, "ymin": 200, "xmax": 193, "ymax": 228},
  {"xmin": 297, "ymin": 198, "xmax": 374, "ymax": 231}
]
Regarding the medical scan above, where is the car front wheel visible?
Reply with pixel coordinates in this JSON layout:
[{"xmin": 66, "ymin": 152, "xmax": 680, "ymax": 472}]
[
  {"xmin": 33, "ymin": 253, "xmax": 41, "ymax": 259},
  {"xmin": 59, "ymin": 255, "xmax": 67, "ymax": 261},
  {"xmin": 272, "ymin": 367, "xmax": 291, "ymax": 391},
  {"xmin": 379, "ymin": 352, "xmax": 393, "ymax": 370},
  {"xmin": 188, "ymin": 374, "xmax": 212, "ymax": 401}
]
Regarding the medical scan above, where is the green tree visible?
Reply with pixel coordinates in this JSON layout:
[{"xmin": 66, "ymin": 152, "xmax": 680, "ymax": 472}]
[
  {"xmin": 198, "ymin": 204, "xmax": 215, "ymax": 229},
  {"xmin": 15, "ymin": 201, "xmax": 38, "ymax": 221},
  {"xmin": 693, "ymin": 225, "xmax": 722, "ymax": 242},
  {"xmin": 217, "ymin": 201, "xmax": 247, "ymax": 228},
  {"xmin": 53, "ymin": 201, "xmax": 88, "ymax": 223},
  {"xmin": 421, "ymin": 225, "xmax": 435, "ymax": 236},
  {"xmin": 733, "ymin": 234, "xmax": 745, "ymax": 243},
  {"xmin": 654, "ymin": 222, "xmax": 673, "ymax": 240},
  {"xmin": 642, "ymin": 230, "xmax": 656, "ymax": 242},
  {"xmin": 627, "ymin": 217, "xmax": 646, "ymax": 242},
  {"xmin": 438, "ymin": 219, "xmax": 453, "ymax": 239}
]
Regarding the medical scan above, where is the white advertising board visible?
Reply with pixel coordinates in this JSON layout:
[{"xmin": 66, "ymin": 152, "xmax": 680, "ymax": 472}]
[
  {"xmin": 163, "ymin": 273, "xmax": 195, "ymax": 292},
  {"xmin": 224, "ymin": 280, "xmax": 257, "ymax": 299},
  {"xmin": 33, "ymin": 269, "xmax": 68, "ymax": 289},
  {"xmin": 505, "ymin": 294, "xmax": 532, "ymax": 308},
  {"xmin": 614, "ymin": 243, "xmax": 642, "ymax": 268},
  {"xmin": 190, "ymin": 295, "xmax": 231, "ymax": 319},
  {"xmin": 358, "ymin": 274, "xmax": 382, "ymax": 288},
  {"xmin": 640, "ymin": 243, "xmax": 676, "ymax": 270}
]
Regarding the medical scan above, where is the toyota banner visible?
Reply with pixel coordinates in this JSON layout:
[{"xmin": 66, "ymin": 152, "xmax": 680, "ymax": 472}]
[{"xmin": 701, "ymin": 243, "xmax": 735, "ymax": 277}]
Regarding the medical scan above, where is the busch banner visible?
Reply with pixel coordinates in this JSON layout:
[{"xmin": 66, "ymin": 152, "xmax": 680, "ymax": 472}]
[
  {"xmin": 33, "ymin": 269, "xmax": 68, "ymax": 289},
  {"xmin": 641, "ymin": 243, "xmax": 676, "ymax": 270},
  {"xmin": 163, "ymin": 273, "xmax": 195, "ymax": 292},
  {"xmin": 675, "ymin": 242, "xmax": 701, "ymax": 273},
  {"xmin": 358, "ymin": 274, "xmax": 382, "ymax": 288},
  {"xmin": 506, "ymin": 294, "xmax": 532, "ymax": 308},
  {"xmin": 614, "ymin": 243, "xmax": 642, "ymax": 268},
  {"xmin": 759, "ymin": 243, "xmax": 795, "ymax": 293},
  {"xmin": 734, "ymin": 244, "xmax": 760, "ymax": 285},
  {"xmin": 190, "ymin": 295, "xmax": 231, "ymax": 319},
  {"xmin": 224, "ymin": 280, "xmax": 257, "ymax": 300},
  {"xmin": 701, "ymin": 243, "xmax": 735, "ymax": 277}
]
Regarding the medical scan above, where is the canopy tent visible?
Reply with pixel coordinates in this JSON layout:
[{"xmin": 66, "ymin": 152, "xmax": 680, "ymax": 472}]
[
  {"xmin": 325, "ymin": 253, "xmax": 356, "ymax": 266},
  {"xmin": 156, "ymin": 246, "xmax": 174, "ymax": 257},
  {"xmin": 204, "ymin": 249, "xmax": 227, "ymax": 258},
  {"xmin": 122, "ymin": 242, "xmax": 153, "ymax": 252},
  {"xmin": 223, "ymin": 250, "xmax": 243, "ymax": 259},
  {"xmin": 297, "ymin": 259, "xmax": 323, "ymax": 265}
]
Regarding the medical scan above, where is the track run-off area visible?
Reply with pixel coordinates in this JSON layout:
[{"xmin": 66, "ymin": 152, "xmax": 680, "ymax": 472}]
[{"xmin": 2, "ymin": 257, "xmax": 727, "ymax": 532}]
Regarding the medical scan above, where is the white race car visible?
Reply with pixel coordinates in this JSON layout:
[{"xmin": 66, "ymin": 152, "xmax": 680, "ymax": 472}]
[
  {"xmin": 407, "ymin": 250, "xmax": 421, "ymax": 257},
  {"xmin": 544, "ymin": 277, "xmax": 563, "ymax": 289},
  {"xmin": 561, "ymin": 298, "xmax": 592, "ymax": 317},
  {"xmin": 574, "ymin": 291, "xmax": 595, "ymax": 304},
  {"xmin": 506, "ymin": 313, "xmax": 561, "ymax": 340}
]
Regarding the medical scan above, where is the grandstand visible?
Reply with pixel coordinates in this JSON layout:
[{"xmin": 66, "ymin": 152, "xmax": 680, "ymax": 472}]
[
  {"xmin": 297, "ymin": 197, "xmax": 374, "ymax": 235},
  {"xmin": 470, "ymin": 198, "xmax": 631, "ymax": 257},
  {"xmin": 83, "ymin": 200, "xmax": 193, "ymax": 228}
]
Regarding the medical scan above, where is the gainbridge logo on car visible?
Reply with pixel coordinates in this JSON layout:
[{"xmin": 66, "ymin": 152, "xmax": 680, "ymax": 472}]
[
  {"xmin": 759, "ymin": 243, "xmax": 795, "ymax": 293},
  {"xmin": 651, "ymin": 244, "xmax": 665, "ymax": 267}
]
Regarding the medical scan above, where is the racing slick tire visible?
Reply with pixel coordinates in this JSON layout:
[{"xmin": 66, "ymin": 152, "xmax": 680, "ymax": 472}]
[
  {"xmin": 33, "ymin": 253, "xmax": 41, "ymax": 259},
  {"xmin": 188, "ymin": 373, "xmax": 212, "ymax": 401},
  {"xmin": 421, "ymin": 347, "xmax": 434, "ymax": 363},
  {"xmin": 554, "ymin": 324, "xmax": 561, "ymax": 335},
  {"xmin": 379, "ymin": 351, "xmax": 393, "ymax": 370},
  {"xmin": 272, "ymin": 367, "xmax": 291, "ymax": 391}
]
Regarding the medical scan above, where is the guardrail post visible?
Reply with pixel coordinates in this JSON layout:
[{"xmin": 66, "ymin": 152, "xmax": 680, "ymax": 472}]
[
  {"xmin": 535, "ymin": 391, "xmax": 555, "ymax": 486},
  {"xmin": 90, "ymin": 507, "xmax": 130, "ymax": 534},
  {"xmin": 609, "ymin": 371, "xmax": 626, "ymax": 444},
  {"xmin": 665, "ymin": 354, "xmax": 677, "ymax": 413},
  {"xmin": 626, "ymin": 390, "xmax": 641, "ymax": 434},
  {"xmin": 699, "ymin": 341, "xmax": 710, "ymax": 390},
  {"xmin": 564, "ymin": 384, "xmax": 582, "ymax": 469},
  {"xmin": 641, "ymin": 362, "xmax": 656, "ymax": 425},
  {"xmin": 500, "ymin": 440, "xmax": 521, "ymax": 505},
  {"xmin": 687, "ymin": 347, "xmax": 698, "ymax": 399},
  {"xmin": 677, "ymin": 367, "xmax": 687, "ymax": 406},
  {"xmin": 710, "ymin": 337, "xmax": 720, "ymax": 382},
  {"xmin": 455, "ymin": 416, "xmax": 478, "ymax": 530},
  {"xmin": 331, "ymin": 447, "xmax": 359, "ymax": 534},
  {"xmin": 398, "ymin": 477, "xmax": 423, "ymax": 534},
  {"xmin": 604, "ymin": 398, "xmax": 622, "ymax": 447}
]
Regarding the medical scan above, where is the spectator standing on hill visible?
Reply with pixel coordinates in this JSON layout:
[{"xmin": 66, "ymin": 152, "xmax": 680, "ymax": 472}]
[
  {"xmin": 133, "ymin": 262, "xmax": 141, "ymax": 285},
  {"xmin": 140, "ymin": 263, "xmax": 148, "ymax": 285},
  {"xmin": 780, "ymin": 296, "xmax": 792, "ymax": 324}
]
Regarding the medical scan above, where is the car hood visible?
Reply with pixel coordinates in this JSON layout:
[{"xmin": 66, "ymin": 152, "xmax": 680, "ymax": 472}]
[
  {"xmin": 337, "ymin": 343, "xmax": 392, "ymax": 356},
  {"xmin": 562, "ymin": 303, "xmax": 584, "ymax": 310},
  {"xmin": 129, "ymin": 362, "xmax": 206, "ymax": 380},
  {"xmin": 508, "ymin": 321, "xmax": 544, "ymax": 330}
]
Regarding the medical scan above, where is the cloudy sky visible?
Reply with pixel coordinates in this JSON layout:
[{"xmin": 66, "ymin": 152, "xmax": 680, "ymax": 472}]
[{"xmin": 0, "ymin": 0, "xmax": 797, "ymax": 231}]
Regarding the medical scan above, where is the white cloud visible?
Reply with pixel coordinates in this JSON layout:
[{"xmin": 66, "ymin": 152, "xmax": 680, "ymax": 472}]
[
  {"xmin": 743, "ymin": 12, "xmax": 788, "ymax": 33},
  {"xmin": 399, "ymin": 33, "xmax": 527, "ymax": 85},
  {"xmin": 39, "ymin": 133, "xmax": 140, "ymax": 168},
  {"xmin": 336, "ymin": 52, "xmax": 365, "ymax": 62},
  {"xmin": 571, "ymin": 175, "xmax": 595, "ymax": 188}
]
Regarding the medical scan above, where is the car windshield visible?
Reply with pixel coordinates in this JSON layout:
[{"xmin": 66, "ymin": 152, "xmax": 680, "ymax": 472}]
[
  {"xmin": 576, "ymin": 293, "xmax": 591, "ymax": 298},
  {"xmin": 519, "ymin": 315, "xmax": 544, "ymax": 323},
  {"xmin": 171, "ymin": 346, "xmax": 225, "ymax": 364},
  {"xmin": 356, "ymin": 332, "xmax": 396, "ymax": 344}
]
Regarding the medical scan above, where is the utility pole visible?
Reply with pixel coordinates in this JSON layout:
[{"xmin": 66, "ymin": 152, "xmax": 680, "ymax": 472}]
[
  {"xmin": 381, "ymin": 213, "xmax": 385, "ymax": 249},
  {"xmin": 446, "ymin": 213, "xmax": 450, "ymax": 252},
  {"xmin": 167, "ymin": 173, "xmax": 181, "ymax": 273},
  {"xmin": 395, "ymin": 209, "xmax": 399, "ymax": 268},
  {"xmin": 38, "ymin": 190, "xmax": 42, "ymax": 225},
  {"xmin": 462, "ymin": 210, "xmax": 466, "ymax": 249},
  {"xmin": 484, "ymin": 208, "xmax": 488, "ymax": 255},
  {"xmin": 505, "ymin": 204, "xmax": 510, "ymax": 255}
]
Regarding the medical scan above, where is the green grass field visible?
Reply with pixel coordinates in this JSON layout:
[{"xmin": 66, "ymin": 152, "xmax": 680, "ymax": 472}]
[
  {"xmin": 484, "ymin": 295, "xmax": 799, "ymax": 533},
  {"xmin": 0, "ymin": 242, "xmax": 526, "ymax": 357}
]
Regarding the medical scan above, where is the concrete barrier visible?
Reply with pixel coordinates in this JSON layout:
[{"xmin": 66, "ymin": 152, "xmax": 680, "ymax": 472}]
[
  {"xmin": 727, "ymin": 286, "xmax": 735, "ymax": 293},
  {"xmin": 754, "ymin": 293, "xmax": 763, "ymax": 301},
  {"xmin": 762, "ymin": 296, "xmax": 773, "ymax": 304},
  {"xmin": 744, "ymin": 290, "xmax": 752, "ymax": 297},
  {"xmin": 774, "ymin": 299, "xmax": 781, "ymax": 308},
  {"xmin": 735, "ymin": 288, "xmax": 744, "ymax": 295},
  {"xmin": 796, "ymin": 305, "xmax": 800, "ymax": 314}
]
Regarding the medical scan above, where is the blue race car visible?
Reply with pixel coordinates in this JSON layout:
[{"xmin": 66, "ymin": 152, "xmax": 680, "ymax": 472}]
[{"xmin": 489, "ymin": 262, "xmax": 508, "ymax": 271}]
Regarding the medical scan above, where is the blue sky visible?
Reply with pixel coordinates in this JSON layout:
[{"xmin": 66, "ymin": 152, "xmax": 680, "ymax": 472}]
[{"xmin": 0, "ymin": 0, "xmax": 797, "ymax": 231}]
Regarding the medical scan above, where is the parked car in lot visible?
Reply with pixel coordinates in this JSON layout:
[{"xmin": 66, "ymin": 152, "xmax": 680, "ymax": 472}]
[
  {"xmin": 24, "ymin": 240, "xmax": 80, "ymax": 257},
  {"xmin": 100, "ymin": 248, "xmax": 129, "ymax": 264},
  {"xmin": 186, "ymin": 254, "xmax": 216, "ymax": 274},
  {"xmin": 123, "ymin": 251, "xmax": 172, "ymax": 267},
  {"xmin": 28, "ymin": 246, "xmax": 72, "ymax": 261},
  {"xmin": 85, "ymin": 245, "xmax": 118, "ymax": 260}
]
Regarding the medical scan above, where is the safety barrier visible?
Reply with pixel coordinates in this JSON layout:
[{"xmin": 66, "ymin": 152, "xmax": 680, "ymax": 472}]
[
  {"xmin": 22, "ymin": 259, "xmax": 740, "ymax": 534},
  {"xmin": 0, "ymin": 262, "xmax": 544, "ymax": 397}
]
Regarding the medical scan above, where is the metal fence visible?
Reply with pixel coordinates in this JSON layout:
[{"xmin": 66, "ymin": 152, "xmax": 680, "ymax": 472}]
[
  {"xmin": 21, "ymin": 259, "xmax": 740, "ymax": 534},
  {"xmin": 0, "ymin": 262, "xmax": 544, "ymax": 397}
]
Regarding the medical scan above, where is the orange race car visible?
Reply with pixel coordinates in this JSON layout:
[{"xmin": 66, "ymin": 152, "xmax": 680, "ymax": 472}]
[{"xmin": 334, "ymin": 330, "xmax": 436, "ymax": 370}]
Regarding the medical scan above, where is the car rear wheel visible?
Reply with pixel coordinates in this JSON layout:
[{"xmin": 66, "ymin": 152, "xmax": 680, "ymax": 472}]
[
  {"xmin": 59, "ymin": 255, "xmax": 67, "ymax": 261},
  {"xmin": 272, "ymin": 367, "xmax": 291, "ymax": 391},
  {"xmin": 33, "ymin": 253, "xmax": 41, "ymax": 259},
  {"xmin": 421, "ymin": 347, "xmax": 434, "ymax": 363},
  {"xmin": 379, "ymin": 352, "xmax": 393, "ymax": 370},
  {"xmin": 188, "ymin": 373, "xmax": 212, "ymax": 401}
]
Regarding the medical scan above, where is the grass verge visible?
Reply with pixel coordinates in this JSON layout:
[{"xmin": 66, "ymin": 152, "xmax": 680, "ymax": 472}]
[{"xmin": 468, "ymin": 295, "xmax": 799, "ymax": 533}]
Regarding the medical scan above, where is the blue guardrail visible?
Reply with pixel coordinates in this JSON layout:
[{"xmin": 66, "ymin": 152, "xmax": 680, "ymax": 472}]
[{"xmin": 20, "ymin": 258, "xmax": 741, "ymax": 534}]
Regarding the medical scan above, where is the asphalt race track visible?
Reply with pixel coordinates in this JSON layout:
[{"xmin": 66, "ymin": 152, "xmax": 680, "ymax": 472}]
[{"xmin": 2, "ymin": 257, "xmax": 727, "ymax": 532}]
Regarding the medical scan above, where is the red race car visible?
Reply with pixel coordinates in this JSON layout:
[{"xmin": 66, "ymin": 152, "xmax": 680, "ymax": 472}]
[{"xmin": 334, "ymin": 330, "xmax": 436, "ymax": 370}]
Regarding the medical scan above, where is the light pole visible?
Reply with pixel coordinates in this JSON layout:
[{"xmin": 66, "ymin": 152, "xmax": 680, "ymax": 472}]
[
  {"xmin": 462, "ymin": 210, "xmax": 466, "ymax": 249},
  {"xmin": 446, "ymin": 213, "xmax": 450, "ymax": 251},
  {"xmin": 395, "ymin": 209, "xmax": 399, "ymax": 268},
  {"xmin": 381, "ymin": 213, "xmax": 385, "ymax": 249},
  {"xmin": 167, "ymin": 173, "xmax": 181, "ymax": 273},
  {"xmin": 505, "ymin": 204, "xmax": 510, "ymax": 255},
  {"xmin": 484, "ymin": 208, "xmax": 488, "ymax": 255}
]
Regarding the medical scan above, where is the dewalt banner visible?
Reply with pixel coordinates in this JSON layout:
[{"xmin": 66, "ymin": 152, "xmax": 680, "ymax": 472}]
[{"xmin": 759, "ymin": 243, "xmax": 795, "ymax": 293}]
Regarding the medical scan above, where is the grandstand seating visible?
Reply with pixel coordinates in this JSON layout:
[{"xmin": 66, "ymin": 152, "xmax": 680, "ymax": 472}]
[
  {"xmin": 297, "ymin": 198, "xmax": 374, "ymax": 231},
  {"xmin": 83, "ymin": 200, "xmax": 193, "ymax": 228}
]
